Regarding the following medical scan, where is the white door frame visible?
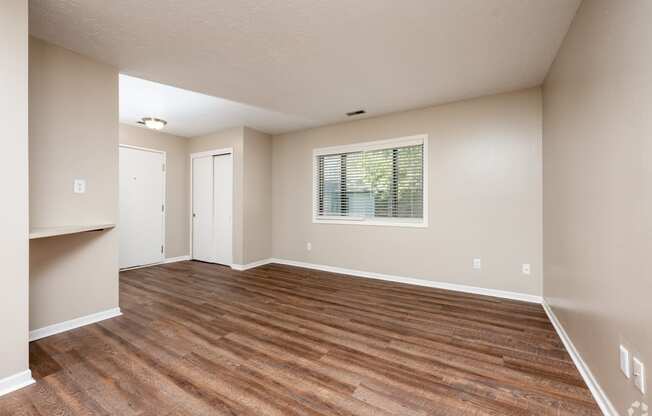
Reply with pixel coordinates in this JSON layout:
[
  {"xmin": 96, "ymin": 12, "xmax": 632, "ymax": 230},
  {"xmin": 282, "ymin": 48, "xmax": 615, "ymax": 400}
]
[
  {"xmin": 189, "ymin": 147, "xmax": 234, "ymax": 265},
  {"xmin": 119, "ymin": 144, "xmax": 167, "ymax": 265}
]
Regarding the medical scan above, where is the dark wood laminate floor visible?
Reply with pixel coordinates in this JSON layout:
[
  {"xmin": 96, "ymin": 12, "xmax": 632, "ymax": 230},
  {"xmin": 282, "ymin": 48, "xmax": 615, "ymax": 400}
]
[{"xmin": 1, "ymin": 261, "xmax": 601, "ymax": 415}]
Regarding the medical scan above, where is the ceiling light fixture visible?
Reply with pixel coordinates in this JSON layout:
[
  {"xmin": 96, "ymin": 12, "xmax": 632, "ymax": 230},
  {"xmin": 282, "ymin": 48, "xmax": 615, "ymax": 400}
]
[{"xmin": 138, "ymin": 117, "xmax": 167, "ymax": 130}]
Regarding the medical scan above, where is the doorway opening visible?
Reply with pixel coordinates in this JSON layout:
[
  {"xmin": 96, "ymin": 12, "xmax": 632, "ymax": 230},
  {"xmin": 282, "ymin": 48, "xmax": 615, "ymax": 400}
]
[
  {"xmin": 190, "ymin": 148, "xmax": 234, "ymax": 266},
  {"xmin": 119, "ymin": 145, "xmax": 166, "ymax": 269}
]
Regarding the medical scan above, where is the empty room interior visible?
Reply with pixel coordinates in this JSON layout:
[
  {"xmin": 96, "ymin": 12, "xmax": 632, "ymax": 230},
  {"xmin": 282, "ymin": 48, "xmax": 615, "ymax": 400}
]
[{"xmin": 1, "ymin": 1, "xmax": 650, "ymax": 415}]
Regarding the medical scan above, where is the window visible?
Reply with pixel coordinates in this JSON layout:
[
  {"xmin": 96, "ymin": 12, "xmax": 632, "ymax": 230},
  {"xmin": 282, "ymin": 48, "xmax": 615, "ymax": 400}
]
[{"xmin": 313, "ymin": 135, "xmax": 428, "ymax": 227}]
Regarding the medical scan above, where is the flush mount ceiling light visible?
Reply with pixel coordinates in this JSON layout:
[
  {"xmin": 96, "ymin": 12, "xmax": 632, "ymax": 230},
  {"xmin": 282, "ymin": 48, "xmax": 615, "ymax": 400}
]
[{"xmin": 137, "ymin": 117, "xmax": 167, "ymax": 130}]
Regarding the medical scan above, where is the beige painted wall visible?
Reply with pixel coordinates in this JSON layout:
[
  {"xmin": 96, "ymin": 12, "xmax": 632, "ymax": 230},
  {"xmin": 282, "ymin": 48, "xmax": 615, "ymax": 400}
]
[
  {"xmin": 140, "ymin": 126, "xmax": 271, "ymax": 266},
  {"xmin": 272, "ymin": 88, "xmax": 543, "ymax": 295},
  {"xmin": 243, "ymin": 127, "xmax": 273, "ymax": 264},
  {"xmin": 543, "ymin": 0, "xmax": 652, "ymax": 410},
  {"xmin": 119, "ymin": 124, "xmax": 190, "ymax": 258},
  {"xmin": 189, "ymin": 127, "xmax": 245, "ymax": 264},
  {"xmin": 0, "ymin": 0, "xmax": 29, "ymax": 380},
  {"xmin": 29, "ymin": 37, "xmax": 119, "ymax": 330}
]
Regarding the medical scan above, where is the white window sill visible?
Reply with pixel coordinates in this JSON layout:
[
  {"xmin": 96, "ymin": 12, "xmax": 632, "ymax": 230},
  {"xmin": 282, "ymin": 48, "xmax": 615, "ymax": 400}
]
[{"xmin": 313, "ymin": 217, "xmax": 428, "ymax": 228}]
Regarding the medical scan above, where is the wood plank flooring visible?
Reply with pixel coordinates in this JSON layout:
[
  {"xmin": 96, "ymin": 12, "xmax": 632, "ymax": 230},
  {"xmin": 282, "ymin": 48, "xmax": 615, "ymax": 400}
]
[{"xmin": 0, "ymin": 261, "xmax": 601, "ymax": 415}]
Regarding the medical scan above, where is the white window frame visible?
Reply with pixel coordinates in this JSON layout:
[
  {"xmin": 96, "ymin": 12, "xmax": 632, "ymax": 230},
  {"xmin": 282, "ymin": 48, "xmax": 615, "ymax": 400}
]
[{"xmin": 312, "ymin": 134, "xmax": 429, "ymax": 228}]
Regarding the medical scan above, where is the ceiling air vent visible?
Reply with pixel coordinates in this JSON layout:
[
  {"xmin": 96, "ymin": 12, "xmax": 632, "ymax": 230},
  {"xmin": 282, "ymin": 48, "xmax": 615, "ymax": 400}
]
[{"xmin": 346, "ymin": 110, "xmax": 366, "ymax": 117}]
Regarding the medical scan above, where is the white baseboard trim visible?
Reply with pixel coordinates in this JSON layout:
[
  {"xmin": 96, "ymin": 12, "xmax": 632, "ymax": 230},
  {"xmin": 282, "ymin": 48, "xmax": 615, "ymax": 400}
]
[
  {"xmin": 542, "ymin": 300, "xmax": 616, "ymax": 416},
  {"xmin": 0, "ymin": 370, "xmax": 35, "ymax": 397},
  {"xmin": 231, "ymin": 258, "xmax": 274, "ymax": 271},
  {"xmin": 162, "ymin": 255, "xmax": 191, "ymax": 264},
  {"xmin": 266, "ymin": 258, "xmax": 542, "ymax": 304},
  {"xmin": 29, "ymin": 307, "xmax": 122, "ymax": 342},
  {"xmin": 120, "ymin": 255, "xmax": 191, "ymax": 271}
]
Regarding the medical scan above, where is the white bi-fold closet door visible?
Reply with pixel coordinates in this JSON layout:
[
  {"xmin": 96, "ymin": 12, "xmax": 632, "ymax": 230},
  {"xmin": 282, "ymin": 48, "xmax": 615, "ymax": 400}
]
[
  {"xmin": 119, "ymin": 145, "xmax": 166, "ymax": 269},
  {"xmin": 192, "ymin": 152, "xmax": 233, "ymax": 266}
]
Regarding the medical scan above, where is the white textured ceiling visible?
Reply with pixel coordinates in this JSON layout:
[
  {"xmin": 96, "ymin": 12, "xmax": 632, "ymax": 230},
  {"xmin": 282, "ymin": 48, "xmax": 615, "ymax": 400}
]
[
  {"xmin": 29, "ymin": 0, "xmax": 580, "ymax": 132},
  {"xmin": 119, "ymin": 74, "xmax": 315, "ymax": 137}
]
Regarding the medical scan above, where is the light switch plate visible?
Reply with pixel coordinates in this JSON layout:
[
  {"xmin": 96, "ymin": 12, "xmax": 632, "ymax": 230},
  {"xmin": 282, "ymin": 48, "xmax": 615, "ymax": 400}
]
[
  {"xmin": 633, "ymin": 356, "xmax": 646, "ymax": 394},
  {"xmin": 472, "ymin": 258, "xmax": 481, "ymax": 270},
  {"xmin": 74, "ymin": 179, "xmax": 86, "ymax": 194},
  {"xmin": 620, "ymin": 345, "xmax": 630, "ymax": 378}
]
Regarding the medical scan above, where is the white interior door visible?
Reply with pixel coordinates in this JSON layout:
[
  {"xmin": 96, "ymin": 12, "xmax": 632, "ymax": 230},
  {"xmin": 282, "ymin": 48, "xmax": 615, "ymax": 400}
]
[
  {"xmin": 212, "ymin": 154, "xmax": 233, "ymax": 265},
  {"xmin": 192, "ymin": 156, "xmax": 214, "ymax": 262},
  {"xmin": 192, "ymin": 153, "xmax": 233, "ymax": 265},
  {"xmin": 119, "ymin": 146, "xmax": 165, "ymax": 268}
]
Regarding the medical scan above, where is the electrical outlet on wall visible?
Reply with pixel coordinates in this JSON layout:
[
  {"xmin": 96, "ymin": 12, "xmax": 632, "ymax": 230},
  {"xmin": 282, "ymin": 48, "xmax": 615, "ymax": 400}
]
[
  {"xmin": 472, "ymin": 258, "xmax": 481, "ymax": 270},
  {"xmin": 73, "ymin": 178, "xmax": 86, "ymax": 194},
  {"xmin": 306, "ymin": 242, "xmax": 312, "ymax": 251},
  {"xmin": 522, "ymin": 264, "xmax": 531, "ymax": 275}
]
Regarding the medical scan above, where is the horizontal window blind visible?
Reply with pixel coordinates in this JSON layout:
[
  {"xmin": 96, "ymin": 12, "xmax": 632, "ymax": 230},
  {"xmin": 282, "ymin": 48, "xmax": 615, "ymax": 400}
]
[{"xmin": 315, "ymin": 142, "xmax": 424, "ymax": 221}]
